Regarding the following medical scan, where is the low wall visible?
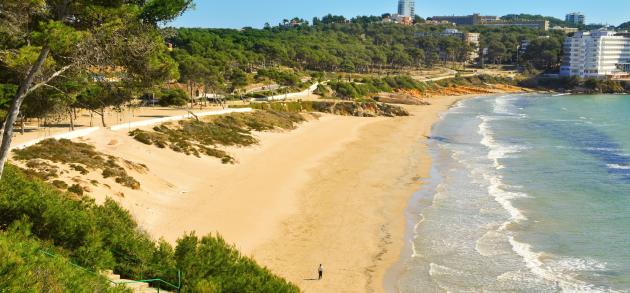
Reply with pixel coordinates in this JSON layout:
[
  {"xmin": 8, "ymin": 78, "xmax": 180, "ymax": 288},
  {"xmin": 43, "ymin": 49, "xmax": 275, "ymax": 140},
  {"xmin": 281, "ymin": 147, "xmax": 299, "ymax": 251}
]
[{"xmin": 12, "ymin": 127, "xmax": 101, "ymax": 150}]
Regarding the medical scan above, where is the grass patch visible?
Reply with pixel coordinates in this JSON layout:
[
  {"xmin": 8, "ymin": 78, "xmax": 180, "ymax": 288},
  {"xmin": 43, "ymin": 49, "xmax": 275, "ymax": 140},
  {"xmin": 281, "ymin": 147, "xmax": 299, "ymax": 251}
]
[
  {"xmin": 129, "ymin": 110, "xmax": 305, "ymax": 163},
  {"xmin": 23, "ymin": 160, "xmax": 59, "ymax": 180},
  {"xmin": 14, "ymin": 139, "xmax": 144, "ymax": 190}
]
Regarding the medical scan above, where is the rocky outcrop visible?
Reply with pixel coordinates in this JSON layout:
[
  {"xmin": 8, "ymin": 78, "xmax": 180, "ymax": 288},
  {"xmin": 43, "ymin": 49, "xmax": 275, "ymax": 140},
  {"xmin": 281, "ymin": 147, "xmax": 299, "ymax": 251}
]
[{"xmin": 372, "ymin": 92, "xmax": 430, "ymax": 105}]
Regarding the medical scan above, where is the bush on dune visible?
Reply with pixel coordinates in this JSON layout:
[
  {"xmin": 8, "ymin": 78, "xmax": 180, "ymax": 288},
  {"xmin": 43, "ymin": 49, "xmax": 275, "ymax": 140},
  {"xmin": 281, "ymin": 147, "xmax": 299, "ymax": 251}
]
[
  {"xmin": 14, "ymin": 139, "xmax": 142, "ymax": 189},
  {"xmin": 130, "ymin": 110, "xmax": 305, "ymax": 163}
]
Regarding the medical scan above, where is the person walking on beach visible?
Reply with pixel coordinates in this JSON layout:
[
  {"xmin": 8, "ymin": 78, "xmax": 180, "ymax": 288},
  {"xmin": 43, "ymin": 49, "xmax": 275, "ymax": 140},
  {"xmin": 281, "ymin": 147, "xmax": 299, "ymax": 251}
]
[{"xmin": 318, "ymin": 264, "xmax": 324, "ymax": 280}]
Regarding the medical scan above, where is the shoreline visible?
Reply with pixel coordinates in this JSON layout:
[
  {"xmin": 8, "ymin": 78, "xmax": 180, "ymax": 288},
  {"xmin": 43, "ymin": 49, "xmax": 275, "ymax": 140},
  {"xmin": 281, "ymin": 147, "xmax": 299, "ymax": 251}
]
[
  {"xmin": 381, "ymin": 96, "xmax": 465, "ymax": 293},
  {"xmin": 381, "ymin": 95, "xmax": 480, "ymax": 293},
  {"xmin": 251, "ymin": 95, "xmax": 473, "ymax": 292}
]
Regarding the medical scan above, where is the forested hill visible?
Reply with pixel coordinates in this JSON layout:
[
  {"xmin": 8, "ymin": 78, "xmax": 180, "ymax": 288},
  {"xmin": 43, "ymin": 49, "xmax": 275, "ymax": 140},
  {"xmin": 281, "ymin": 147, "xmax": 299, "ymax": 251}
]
[{"xmin": 167, "ymin": 20, "xmax": 566, "ymax": 89}]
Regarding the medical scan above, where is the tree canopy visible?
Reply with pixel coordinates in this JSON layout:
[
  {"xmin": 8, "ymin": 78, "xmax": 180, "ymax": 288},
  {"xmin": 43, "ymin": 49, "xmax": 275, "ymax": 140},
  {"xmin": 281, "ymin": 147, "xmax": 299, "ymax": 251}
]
[{"xmin": 0, "ymin": 0, "xmax": 192, "ymax": 178}]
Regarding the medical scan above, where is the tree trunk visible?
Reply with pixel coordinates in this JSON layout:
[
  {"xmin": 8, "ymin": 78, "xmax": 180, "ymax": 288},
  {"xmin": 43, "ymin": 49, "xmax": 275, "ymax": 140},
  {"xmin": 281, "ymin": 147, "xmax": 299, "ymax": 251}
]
[
  {"xmin": 20, "ymin": 115, "xmax": 25, "ymax": 135},
  {"xmin": 0, "ymin": 46, "xmax": 50, "ymax": 179},
  {"xmin": 69, "ymin": 108, "xmax": 75, "ymax": 131},
  {"xmin": 100, "ymin": 107, "xmax": 107, "ymax": 127}
]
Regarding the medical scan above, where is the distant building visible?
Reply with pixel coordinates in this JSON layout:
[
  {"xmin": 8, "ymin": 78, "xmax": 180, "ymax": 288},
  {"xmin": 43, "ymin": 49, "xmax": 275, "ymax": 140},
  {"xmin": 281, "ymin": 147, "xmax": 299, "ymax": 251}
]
[
  {"xmin": 561, "ymin": 30, "xmax": 630, "ymax": 78},
  {"xmin": 422, "ymin": 20, "xmax": 455, "ymax": 26},
  {"xmin": 431, "ymin": 14, "xmax": 490, "ymax": 26},
  {"xmin": 481, "ymin": 19, "xmax": 549, "ymax": 31},
  {"xmin": 550, "ymin": 26, "xmax": 579, "ymax": 34},
  {"xmin": 565, "ymin": 12, "xmax": 585, "ymax": 25},
  {"xmin": 388, "ymin": 14, "xmax": 414, "ymax": 26},
  {"xmin": 397, "ymin": 0, "xmax": 415, "ymax": 18},
  {"xmin": 431, "ymin": 13, "xmax": 548, "ymax": 30}
]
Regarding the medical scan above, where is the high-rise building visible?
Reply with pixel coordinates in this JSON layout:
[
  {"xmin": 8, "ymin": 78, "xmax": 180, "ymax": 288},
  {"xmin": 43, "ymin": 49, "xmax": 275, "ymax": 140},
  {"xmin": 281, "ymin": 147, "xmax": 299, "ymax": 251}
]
[
  {"xmin": 565, "ymin": 12, "xmax": 585, "ymax": 25},
  {"xmin": 560, "ymin": 30, "xmax": 630, "ymax": 78},
  {"xmin": 398, "ymin": 0, "xmax": 415, "ymax": 18}
]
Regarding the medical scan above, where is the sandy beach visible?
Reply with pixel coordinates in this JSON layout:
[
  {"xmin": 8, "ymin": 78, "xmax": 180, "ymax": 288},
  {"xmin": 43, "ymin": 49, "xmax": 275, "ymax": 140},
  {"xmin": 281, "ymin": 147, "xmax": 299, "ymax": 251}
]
[
  {"xmin": 10, "ymin": 95, "xmax": 466, "ymax": 292},
  {"xmin": 252, "ymin": 96, "xmax": 465, "ymax": 292}
]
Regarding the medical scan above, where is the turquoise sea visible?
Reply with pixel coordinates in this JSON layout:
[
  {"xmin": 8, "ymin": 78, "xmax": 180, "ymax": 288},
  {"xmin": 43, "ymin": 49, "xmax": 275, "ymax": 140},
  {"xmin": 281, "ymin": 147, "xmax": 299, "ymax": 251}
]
[{"xmin": 396, "ymin": 94, "xmax": 630, "ymax": 292}]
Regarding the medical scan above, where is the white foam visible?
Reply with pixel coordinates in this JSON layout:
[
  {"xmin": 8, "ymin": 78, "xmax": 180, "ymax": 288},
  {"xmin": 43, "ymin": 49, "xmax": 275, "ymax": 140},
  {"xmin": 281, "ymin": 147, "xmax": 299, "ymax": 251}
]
[
  {"xmin": 607, "ymin": 164, "xmax": 630, "ymax": 170},
  {"xmin": 478, "ymin": 115, "xmax": 528, "ymax": 170},
  {"xmin": 493, "ymin": 95, "xmax": 526, "ymax": 117},
  {"xmin": 485, "ymin": 174, "xmax": 528, "ymax": 229},
  {"xmin": 555, "ymin": 146, "xmax": 623, "ymax": 152},
  {"xmin": 432, "ymin": 183, "xmax": 448, "ymax": 205},
  {"xmin": 414, "ymin": 214, "xmax": 426, "ymax": 233},
  {"xmin": 410, "ymin": 240, "xmax": 421, "ymax": 258},
  {"xmin": 508, "ymin": 237, "xmax": 618, "ymax": 293},
  {"xmin": 475, "ymin": 230, "xmax": 507, "ymax": 257},
  {"xmin": 429, "ymin": 262, "xmax": 468, "ymax": 278},
  {"xmin": 553, "ymin": 257, "xmax": 608, "ymax": 272}
]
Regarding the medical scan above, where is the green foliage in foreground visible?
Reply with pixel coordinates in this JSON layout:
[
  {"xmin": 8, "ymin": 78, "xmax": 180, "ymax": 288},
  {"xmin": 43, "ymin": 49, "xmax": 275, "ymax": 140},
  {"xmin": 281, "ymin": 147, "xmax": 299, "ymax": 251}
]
[
  {"xmin": 130, "ymin": 110, "xmax": 305, "ymax": 163},
  {"xmin": 0, "ymin": 226, "xmax": 129, "ymax": 292},
  {"xmin": 0, "ymin": 165, "xmax": 298, "ymax": 292}
]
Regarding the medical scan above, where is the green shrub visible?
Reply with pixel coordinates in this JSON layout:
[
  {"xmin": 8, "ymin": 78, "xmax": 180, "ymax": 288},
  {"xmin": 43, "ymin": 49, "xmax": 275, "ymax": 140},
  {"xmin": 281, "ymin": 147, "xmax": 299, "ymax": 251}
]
[
  {"xmin": 68, "ymin": 184, "xmax": 84, "ymax": 195},
  {"xmin": 313, "ymin": 84, "xmax": 331, "ymax": 96},
  {"xmin": 0, "ymin": 165, "xmax": 299, "ymax": 292},
  {"xmin": 256, "ymin": 69, "xmax": 301, "ymax": 86},
  {"xmin": 70, "ymin": 164, "xmax": 89, "ymax": 175},
  {"xmin": 52, "ymin": 180, "xmax": 69, "ymax": 189},
  {"xmin": 0, "ymin": 226, "xmax": 128, "ymax": 292},
  {"xmin": 158, "ymin": 88, "xmax": 189, "ymax": 107}
]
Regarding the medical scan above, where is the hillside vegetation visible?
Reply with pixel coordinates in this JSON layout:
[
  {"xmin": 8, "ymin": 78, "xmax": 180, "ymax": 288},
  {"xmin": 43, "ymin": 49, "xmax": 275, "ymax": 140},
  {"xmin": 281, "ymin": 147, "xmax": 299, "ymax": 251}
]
[
  {"xmin": 0, "ymin": 227, "xmax": 128, "ymax": 292},
  {"xmin": 168, "ymin": 21, "xmax": 565, "ymax": 95},
  {"xmin": 0, "ymin": 165, "xmax": 298, "ymax": 292}
]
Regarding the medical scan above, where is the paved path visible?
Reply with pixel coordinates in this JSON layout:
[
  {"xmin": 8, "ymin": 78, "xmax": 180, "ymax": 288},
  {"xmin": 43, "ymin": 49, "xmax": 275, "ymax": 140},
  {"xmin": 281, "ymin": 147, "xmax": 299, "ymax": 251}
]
[{"xmin": 12, "ymin": 108, "xmax": 252, "ymax": 150}]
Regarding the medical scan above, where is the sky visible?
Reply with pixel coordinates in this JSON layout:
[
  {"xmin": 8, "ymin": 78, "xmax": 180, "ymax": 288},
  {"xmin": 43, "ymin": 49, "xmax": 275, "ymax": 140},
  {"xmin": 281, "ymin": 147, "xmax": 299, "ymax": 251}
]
[{"xmin": 170, "ymin": 0, "xmax": 629, "ymax": 29}]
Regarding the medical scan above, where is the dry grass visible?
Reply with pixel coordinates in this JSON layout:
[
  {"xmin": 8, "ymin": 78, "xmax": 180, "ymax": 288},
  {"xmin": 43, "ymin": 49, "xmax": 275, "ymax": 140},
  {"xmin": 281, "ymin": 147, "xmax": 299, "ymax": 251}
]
[
  {"xmin": 130, "ymin": 110, "xmax": 306, "ymax": 163},
  {"xmin": 13, "ymin": 139, "xmax": 145, "ymax": 190}
]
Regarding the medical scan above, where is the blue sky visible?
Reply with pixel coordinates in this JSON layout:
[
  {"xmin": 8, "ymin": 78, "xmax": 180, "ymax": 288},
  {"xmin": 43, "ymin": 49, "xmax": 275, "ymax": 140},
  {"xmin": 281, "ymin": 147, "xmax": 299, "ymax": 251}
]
[{"xmin": 170, "ymin": 0, "xmax": 629, "ymax": 28}]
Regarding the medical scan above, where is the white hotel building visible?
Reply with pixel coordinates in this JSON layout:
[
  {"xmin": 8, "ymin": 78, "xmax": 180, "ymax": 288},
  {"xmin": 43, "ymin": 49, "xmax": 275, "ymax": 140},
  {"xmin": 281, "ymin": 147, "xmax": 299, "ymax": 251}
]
[{"xmin": 560, "ymin": 30, "xmax": 630, "ymax": 78}]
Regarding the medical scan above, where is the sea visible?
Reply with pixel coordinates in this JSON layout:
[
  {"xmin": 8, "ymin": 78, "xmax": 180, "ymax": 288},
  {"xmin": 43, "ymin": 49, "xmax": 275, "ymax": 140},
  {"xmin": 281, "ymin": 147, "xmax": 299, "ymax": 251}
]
[{"xmin": 395, "ymin": 94, "xmax": 630, "ymax": 292}]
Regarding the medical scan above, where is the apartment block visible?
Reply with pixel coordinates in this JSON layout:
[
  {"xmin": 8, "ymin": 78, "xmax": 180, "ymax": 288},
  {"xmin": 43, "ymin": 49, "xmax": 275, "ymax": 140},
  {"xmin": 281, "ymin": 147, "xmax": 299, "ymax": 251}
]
[{"xmin": 560, "ymin": 30, "xmax": 630, "ymax": 78}]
